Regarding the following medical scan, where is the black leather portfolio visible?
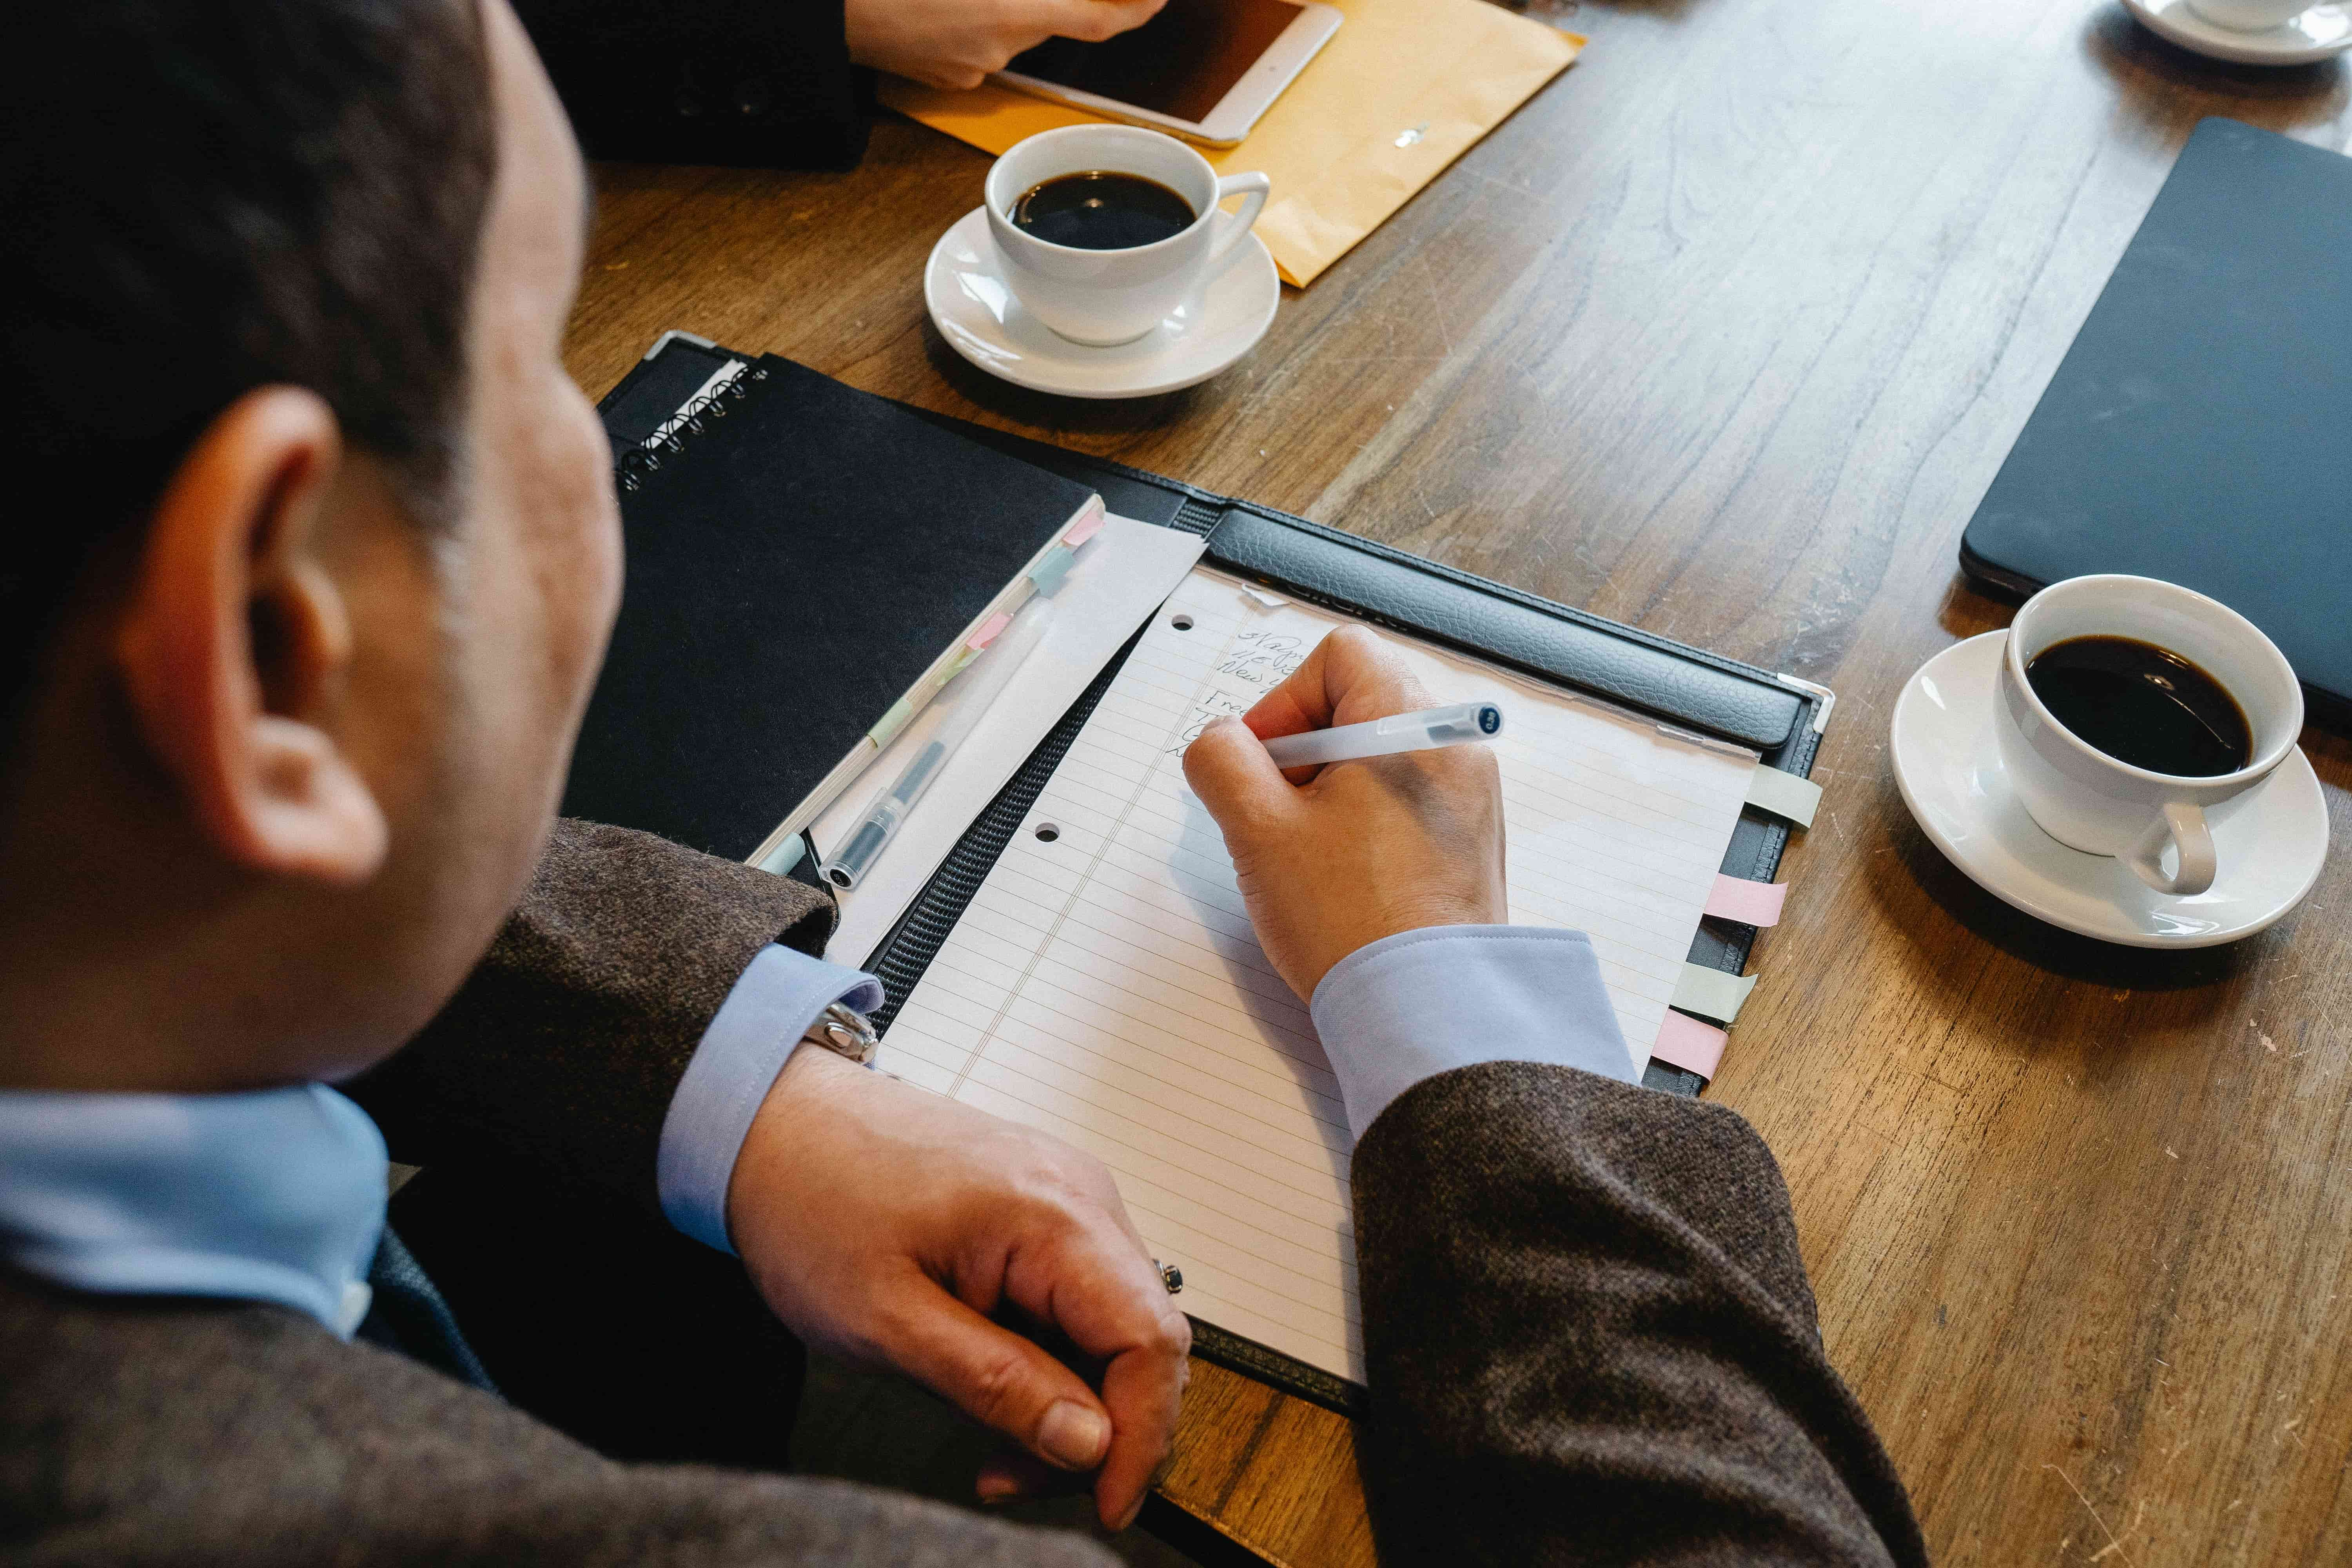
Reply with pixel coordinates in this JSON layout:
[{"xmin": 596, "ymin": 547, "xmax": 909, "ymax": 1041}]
[
  {"xmin": 1960, "ymin": 118, "xmax": 2352, "ymax": 728},
  {"xmin": 592, "ymin": 335, "xmax": 1829, "ymax": 1416}
]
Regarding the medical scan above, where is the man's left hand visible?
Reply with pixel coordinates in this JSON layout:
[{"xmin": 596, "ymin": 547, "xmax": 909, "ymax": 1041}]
[{"xmin": 726, "ymin": 1044, "xmax": 1190, "ymax": 1529}]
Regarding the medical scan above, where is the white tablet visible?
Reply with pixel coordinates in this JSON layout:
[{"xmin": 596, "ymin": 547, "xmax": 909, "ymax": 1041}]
[{"xmin": 993, "ymin": 0, "xmax": 1343, "ymax": 149}]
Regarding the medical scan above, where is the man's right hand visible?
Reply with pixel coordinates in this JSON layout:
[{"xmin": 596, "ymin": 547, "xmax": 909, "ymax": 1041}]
[
  {"xmin": 1182, "ymin": 626, "xmax": 1510, "ymax": 1004},
  {"xmin": 845, "ymin": 0, "xmax": 1168, "ymax": 91}
]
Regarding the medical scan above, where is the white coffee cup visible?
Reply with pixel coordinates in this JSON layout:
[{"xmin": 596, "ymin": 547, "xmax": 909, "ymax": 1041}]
[
  {"xmin": 984, "ymin": 125, "xmax": 1270, "ymax": 348},
  {"xmin": 1993, "ymin": 575, "xmax": 2303, "ymax": 897},
  {"xmin": 2185, "ymin": 0, "xmax": 2317, "ymax": 29}
]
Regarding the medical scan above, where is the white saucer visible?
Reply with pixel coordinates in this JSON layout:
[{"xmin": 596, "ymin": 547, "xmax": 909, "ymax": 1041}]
[
  {"xmin": 2123, "ymin": 0, "xmax": 2352, "ymax": 64},
  {"xmin": 924, "ymin": 207, "xmax": 1279, "ymax": 399},
  {"xmin": 1889, "ymin": 632, "xmax": 2328, "ymax": 948}
]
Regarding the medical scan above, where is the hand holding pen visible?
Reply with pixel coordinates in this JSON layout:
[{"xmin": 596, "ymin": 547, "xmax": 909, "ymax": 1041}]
[{"xmin": 1183, "ymin": 626, "xmax": 1510, "ymax": 1001}]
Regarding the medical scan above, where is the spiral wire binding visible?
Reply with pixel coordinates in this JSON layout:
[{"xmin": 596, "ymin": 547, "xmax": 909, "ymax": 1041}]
[{"xmin": 615, "ymin": 364, "xmax": 768, "ymax": 493}]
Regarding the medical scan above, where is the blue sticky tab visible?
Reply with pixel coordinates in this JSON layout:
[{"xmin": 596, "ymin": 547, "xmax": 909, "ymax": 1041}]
[{"xmin": 1030, "ymin": 548, "xmax": 1077, "ymax": 598}]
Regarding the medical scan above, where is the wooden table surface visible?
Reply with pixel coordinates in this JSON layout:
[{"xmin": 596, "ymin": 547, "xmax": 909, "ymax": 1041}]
[{"xmin": 563, "ymin": 4, "xmax": 2352, "ymax": 1563}]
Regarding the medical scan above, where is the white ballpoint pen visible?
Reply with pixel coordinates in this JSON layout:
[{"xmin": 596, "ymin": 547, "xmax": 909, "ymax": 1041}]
[{"xmin": 1260, "ymin": 701, "xmax": 1505, "ymax": 769}]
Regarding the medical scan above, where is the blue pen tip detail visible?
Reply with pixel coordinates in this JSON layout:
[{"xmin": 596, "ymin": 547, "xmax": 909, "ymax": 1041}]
[{"xmin": 1479, "ymin": 705, "xmax": 1502, "ymax": 735}]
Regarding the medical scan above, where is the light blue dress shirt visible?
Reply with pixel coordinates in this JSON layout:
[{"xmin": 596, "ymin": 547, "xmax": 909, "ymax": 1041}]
[
  {"xmin": 0, "ymin": 925, "xmax": 1630, "ymax": 1330},
  {"xmin": 654, "ymin": 945, "xmax": 882, "ymax": 1253},
  {"xmin": 1308, "ymin": 925, "xmax": 1636, "ymax": 1140},
  {"xmin": 0, "ymin": 1084, "xmax": 387, "ymax": 1336}
]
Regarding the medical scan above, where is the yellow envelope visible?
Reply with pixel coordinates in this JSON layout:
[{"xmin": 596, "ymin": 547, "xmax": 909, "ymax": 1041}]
[{"xmin": 878, "ymin": 0, "xmax": 1583, "ymax": 287}]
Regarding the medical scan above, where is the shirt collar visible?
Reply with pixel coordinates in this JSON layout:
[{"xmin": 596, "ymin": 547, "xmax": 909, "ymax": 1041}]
[{"xmin": 0, "ymin": 1082, "xmax": 387, "ymax": 1336}]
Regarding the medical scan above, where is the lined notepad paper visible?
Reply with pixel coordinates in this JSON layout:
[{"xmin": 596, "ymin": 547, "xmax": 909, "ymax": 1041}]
[{"xmin": 883, "ymin": 570, "xmax": 1757, "ymax": 1382}]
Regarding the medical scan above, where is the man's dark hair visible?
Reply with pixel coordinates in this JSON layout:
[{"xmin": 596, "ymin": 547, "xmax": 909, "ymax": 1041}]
[{"xmin": 0, "ymin": 0, "xmax": 496, "ymax": 750}]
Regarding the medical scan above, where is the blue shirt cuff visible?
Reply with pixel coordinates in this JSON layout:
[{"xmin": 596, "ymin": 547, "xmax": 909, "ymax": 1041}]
[
  {"xmin": 1307, "ymin": 926, "xmax": 1637, "ymax": 1142},
  {"xmin": 657, "ymin": 945, "xmax": 884, "ymax": 1254}
]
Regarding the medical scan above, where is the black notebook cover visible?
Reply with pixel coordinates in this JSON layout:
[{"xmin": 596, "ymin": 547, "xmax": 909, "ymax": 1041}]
[
  {"xmin": 596, "ymin": 341, "xmax": 1829, "ymax": 1418},
  {"xmin": 566, "ymin": 350, "xmax": 1097, "ymax": 862},
  {"xmin": 1960, "ymin": 119, "xmax": 2352, "ymax": 726}
]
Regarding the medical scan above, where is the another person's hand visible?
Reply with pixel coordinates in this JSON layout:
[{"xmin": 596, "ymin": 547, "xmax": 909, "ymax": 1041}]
[
  {"xmin": 726, "ymin": 1046, "xmax": 1189, "ymax": 1530},
  {"xmin": 1183, "ymin": 626, "xmax": 1508, "ymax": 1002},
  {"xmin": 845, "ymin": 0, "xmax": 1168, "ymax": 91}
]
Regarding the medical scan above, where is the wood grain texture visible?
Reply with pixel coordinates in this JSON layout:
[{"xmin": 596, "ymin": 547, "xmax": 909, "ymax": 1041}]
[{"xmin": 563, "ymin": 3, "xmax": 2352, "ymax": 1563}]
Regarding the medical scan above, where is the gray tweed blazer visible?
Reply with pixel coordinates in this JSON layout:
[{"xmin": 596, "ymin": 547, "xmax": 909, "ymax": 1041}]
[{"xmin": 0, "ymin": 820, "xmax": 1925, "ymax": 1565}]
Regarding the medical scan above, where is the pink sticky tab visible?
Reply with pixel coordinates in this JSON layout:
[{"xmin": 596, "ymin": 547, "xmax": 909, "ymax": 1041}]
[
  {"xmin": 1062, "ymin": 499, "xmax": 1106, "ymax": 547},
  {"xmin": 1705, "ymin": 873, "xmax": 1787, "ymax": 927},
  {"xmin": 966, "ymin": 612, "xmax": 1013, "ymax": 651},
  {"xmin": 1652, "ymin": 1010, "xmax": 1729, "ymax": 1079}
]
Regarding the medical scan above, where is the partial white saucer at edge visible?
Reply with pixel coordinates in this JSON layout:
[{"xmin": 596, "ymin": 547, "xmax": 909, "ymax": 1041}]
[
  {"xmin": 1889, "ymin": 631, "xmax": 2328, "ymax": 949},
  {"xmin": 2123, "ymin": 0, "xmax": 2352, "ymax": 64},
  {"xmin": 924, "ymin": 206, "xmax": 1279, "ymax": 399}
]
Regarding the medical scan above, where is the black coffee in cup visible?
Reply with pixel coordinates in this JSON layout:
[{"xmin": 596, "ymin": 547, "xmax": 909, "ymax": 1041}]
[
  {"xmin": 1011, "ymin": 171, "xmax": 1197, "ymax": 250},
  {"xmin": 2024, "ymin": 635, "xmax": 2252, "ymax": 776}
]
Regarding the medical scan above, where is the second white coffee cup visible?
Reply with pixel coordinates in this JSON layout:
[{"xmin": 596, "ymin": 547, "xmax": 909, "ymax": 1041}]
[
  {"xmin": 985, "ymin": 125, "xmax": 1270, "ymax": 348},
  {"xmin": 1993, "ymin": 574, "xmax": 2303, "ymax": 898}
]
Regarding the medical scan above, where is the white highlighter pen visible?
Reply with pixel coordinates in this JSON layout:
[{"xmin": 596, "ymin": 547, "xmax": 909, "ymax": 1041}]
[
  {"xmin": 1260, "ymin": 701, "xmax": 1505, "ymax": 770},
  {"xmin": 821, "ymin": 597, "xmax": 1056, "ymax": 890}
]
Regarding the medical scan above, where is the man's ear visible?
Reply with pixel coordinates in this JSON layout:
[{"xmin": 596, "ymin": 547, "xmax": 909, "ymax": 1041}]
[{"xmin": 115, "ymin": 386, "xmax": 389, "ymax": 886}]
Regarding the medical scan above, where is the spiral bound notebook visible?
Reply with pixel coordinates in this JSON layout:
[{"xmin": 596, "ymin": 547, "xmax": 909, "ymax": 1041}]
[
  {"xmin": 568, "ymin": 343, "xmax": 1103, "ymax": 865},
  {"xmin": 592, "ymin": 337, "xmax": 1830, "ymax": 1416}
]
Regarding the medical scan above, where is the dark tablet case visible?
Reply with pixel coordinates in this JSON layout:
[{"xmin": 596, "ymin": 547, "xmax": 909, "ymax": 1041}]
[
  {"xmin": 594, "ymin": 338, "xmax": 1829, "ymax": 1417},
  {"xmin": 1959, "ymin": 118, "xmax": 2352, "ymax": 728}
]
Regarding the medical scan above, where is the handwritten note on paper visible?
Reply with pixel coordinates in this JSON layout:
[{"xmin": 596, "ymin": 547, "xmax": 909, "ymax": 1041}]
[
  {"xmin": 882, "ymin": 569, "xmax": 1759, "ymax": 1383},
  {"xmin": 1162, "ymin": 627, "xmax": 1311, "ymax": 755}
]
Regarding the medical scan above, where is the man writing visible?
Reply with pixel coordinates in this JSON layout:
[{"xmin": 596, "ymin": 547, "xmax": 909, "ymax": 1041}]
[{"xmin": 0, "ymin": 4, "xmax": 1925, "ymax": 1563}]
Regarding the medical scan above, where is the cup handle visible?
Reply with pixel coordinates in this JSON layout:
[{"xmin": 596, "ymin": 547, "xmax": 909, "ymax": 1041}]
[
  {"xmin": 1205, "ymin": 172, "xmax": 1271, "ymax": 276},
  {"xmin": 2125, "ymin": 802, "xmax": 2216, "ymax": 897}
]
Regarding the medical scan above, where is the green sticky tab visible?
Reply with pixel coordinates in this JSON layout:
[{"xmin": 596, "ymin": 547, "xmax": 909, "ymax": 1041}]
[
  {"xmin": 870, "ymin": 696, "xmax": 916, "ymax": 749},
  {"xmin": 1671, "ymin": 964, "xmax": 1757, "ymax": 1025},
  {"xmin": 1746, "ymin": 766, "xmax": 1822, "ymax": 828}
]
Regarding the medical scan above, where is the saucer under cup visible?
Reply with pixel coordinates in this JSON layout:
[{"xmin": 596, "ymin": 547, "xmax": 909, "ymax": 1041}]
[
  {"xmin": 926, "ymin": 207, "xmax": 1279, "ymax": 399},
  {"xmin": 2123, "ymin": 0, "xmax": 2352, "ymax": 64},
  {"xmin": 1890, "ymin": 632, "xmax": 2326, "ymax": 947}
]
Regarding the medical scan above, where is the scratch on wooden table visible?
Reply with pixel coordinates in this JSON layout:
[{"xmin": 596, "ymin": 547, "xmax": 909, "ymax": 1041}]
[
  {"xmin": 2086, "ymin": 1501, "xmax": 2149, "ymax": 1564},
  {"xmin": 2045, "ymin": 1465, "xmax": 2137, "ymax": 1568}
]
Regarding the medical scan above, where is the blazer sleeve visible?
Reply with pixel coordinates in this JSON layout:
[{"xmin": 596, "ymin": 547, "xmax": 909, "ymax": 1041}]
[
  {"xmin": 346, "ymin": 818, "xmax": 838, "ymax": 1214},
  {"xmin": 512, "ymin": 0, "xmax": 871, "ymax": 170},
  {"xmin": 1349, "ymin": 1061, "xmax": 1930, "ymax": 1568}
]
